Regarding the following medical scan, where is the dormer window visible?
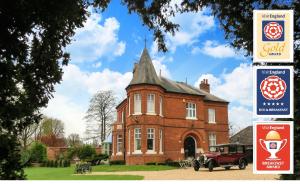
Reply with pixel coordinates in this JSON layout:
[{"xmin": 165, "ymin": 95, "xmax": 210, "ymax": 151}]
[
  {"xmin": 147, "ymin": 94, "xmax": 155, "ymax": 114},
  {"xmin": 134, "ymin": 93, "xmax": 141, "ymax": 114},
  {"xmin": 186, "ymin": 102, "xmax": 196, "ymax": 119}
]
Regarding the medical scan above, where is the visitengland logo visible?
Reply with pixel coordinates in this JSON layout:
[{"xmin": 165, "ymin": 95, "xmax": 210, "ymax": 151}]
[
  {"xmin": 254, "ymin": 121, "xmax": 293, "ymax": 174},
  {"xmin": 262, "ymin": 21, "xmax": 284, "ymax": 41},
  {"xmin": 253, "ymin": 66, "xmax": 293, "ymax": 118},
  {"xmin": 260, "ymin": 75, "xmax": 286, "ymax": 100},
  {"xmin": 253, "ymin": 10, "xmax": 293, "ymax": 62}
]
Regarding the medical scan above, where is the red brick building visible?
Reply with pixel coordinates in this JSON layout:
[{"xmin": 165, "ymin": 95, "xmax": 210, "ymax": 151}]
[{"xmin": 111, "ymin": 48, "xmax": 229, "ymax": 165}]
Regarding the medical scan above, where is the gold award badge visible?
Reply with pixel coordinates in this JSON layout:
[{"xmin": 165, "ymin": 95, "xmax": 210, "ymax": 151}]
[{"xmin": 253, "ymin": 10, "xmax": 293, "ymax": 63}]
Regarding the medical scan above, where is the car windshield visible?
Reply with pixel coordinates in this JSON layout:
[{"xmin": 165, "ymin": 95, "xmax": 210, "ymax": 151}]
[{"xmin": 209, "ymin": 146, "xmax": 220, "ymax": 152}]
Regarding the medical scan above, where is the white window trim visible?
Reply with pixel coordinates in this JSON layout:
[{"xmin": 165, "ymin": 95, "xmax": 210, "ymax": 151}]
[
  {"xmin": 208, "ymin": 108, "xmax": 216, "ymax": 124},
  {"xmin": 146, "ymin": 128, "xmax": 155, "ymax": 153},
  {"xmin": 159, "ymin": 129, "xmax": 163, "ymax": 154},
  {"xmin": 134, "ymin": 93, "xmax": 141, "ymax": 114},
  {"xmin": 116, "ymin": 134, "xmax": 122, "ymax": 154},
  {"xmin": 186, "ymin": 102, "xmax": 197, "ymax": 119},
  {"xmin": 209, "ymin": 133, "xmax": 217, "ymax": 146},
  {"xmin": 134, "ymin": 128, "xmax": 142, "ymax": 153},
  {"xmin": 159, "ymin": 96, "xmax": 163, "ymax": 117},
  {"xmin": 147, "ymin": 94, "xmax": 156, "ymax": 114},
  {"xmin": 127, "ymin": 129, "xmax": 131, "ymax": 155}
]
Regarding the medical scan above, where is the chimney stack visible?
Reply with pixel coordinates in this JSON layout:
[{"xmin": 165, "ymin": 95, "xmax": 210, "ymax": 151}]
[{"xmin": 200, "ymin": 79, "xmax": 210, "ymax": 93}]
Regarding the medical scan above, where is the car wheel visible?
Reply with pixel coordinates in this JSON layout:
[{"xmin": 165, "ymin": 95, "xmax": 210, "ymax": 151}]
[
  {"xmin": 239, "ymin": 159, "xmax": 246, "ymax": 170},
  {"xmin": 193, "ymin": 161, "xmax": 200, "ymax": 171},
  {"xmin": 208, "ymin": 161, "xmax": 214, "ymax": 172},
  {"xmin": 225, "ymin": 166, "xmax": 231, "ymax": 170}
]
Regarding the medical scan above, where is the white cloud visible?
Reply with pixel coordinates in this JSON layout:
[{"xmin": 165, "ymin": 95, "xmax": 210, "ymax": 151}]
[
  {"xmin": 229, "ymin": 106, "xmax": 252, "ymax": 129},
  {"xmin": 93, "ymin": 62, "xmax": 102, "ymax": 68},
  {"xmin": 42, "ymin": 94, "xmax": 86, "ymax": 136},
  {"xmin": 151, "ymin": 8, "xmax": 214, "ymax": 54},
  {"xmin": 192, "ymin": 40, "xmax": 237, "ymax": 58},
  {"xmin": 67, "ymin": 11, "xmax": 126, "ymax": 63},
  {"xmin": 43, "ymin": 64, "xmax": 132, "ymax": 136},
  {"xmin": 152, "ymin": 56, "xmax": 172, "ymax": 78},
  {"xmin": 195, "ymin": 63, "xmax": 252, "ymax": 107},
  {"xmin": 167, "ymin": 10, "xmax": 214, "ymax": 52},
  {"xmin": 194, "ymin": 64, "xmax": 253, "ymax": 131}
]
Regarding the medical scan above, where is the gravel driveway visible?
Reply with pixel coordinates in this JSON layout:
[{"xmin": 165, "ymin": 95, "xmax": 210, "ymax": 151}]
[{"xmin": 88, "ymin": 164, "xmax": 279, "ymax": 180}]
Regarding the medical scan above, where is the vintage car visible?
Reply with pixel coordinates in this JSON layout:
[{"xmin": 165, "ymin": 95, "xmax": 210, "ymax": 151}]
[{"xmin": 193, "ymin": 143, "xmax": 248, "ymax": 172}]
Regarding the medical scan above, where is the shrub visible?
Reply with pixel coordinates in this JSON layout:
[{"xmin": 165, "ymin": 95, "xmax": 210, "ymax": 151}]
[
  {"xmin": 88, "ymin": 154, "xmax": 109, "ymax": 166},
  {"xmin": 54, "ymin": 160, "xmax": 58, "ymax": 167},
  {"xmin": 78, "ymin": 145, "xmax": 96, "ymax": 160},
  {"xmin": 20, "ymin": 150, "xmax": 31, "ymax": 166},
  {"xmin": 165, "ymin": 161, "xmax": 180, "ymax": 167},
  {"xmin": 59, "ymin": 159, "xmax": 63, "ymax": 167},
  {"xmin": 41, "ymin": 160, "xmax": 47, "ymax": 167},
  {"xmin": 66, "ymin": 147, "xmax": 78, "ymax": 160},
  {"xmin": 63, "ymin": 160, "xmax": 68, "ymax": 167},
  {"xmin": 145, "ymin": 162, "xmax": 156, "ymax": 165},
  {"xmin": 50, "ymin": 160, "xmax": 54, "ymax": 167},
  {"xmin": 29, "ymin": 142, "xmax": 47, "ymax": 163},
  {"xmin": 109, "ymin": 160, "xmax": 125, "ymax": 165}
]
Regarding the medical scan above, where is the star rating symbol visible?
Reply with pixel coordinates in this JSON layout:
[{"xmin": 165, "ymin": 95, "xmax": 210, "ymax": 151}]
[
  {"xmin": 276, "ymin": 102, "xmax": 279, "ymax": 106},
  {"xmin": 268, "ymin": 103, "xmax": 271, "ymax": 106},
  {"xmin": 272, "ymin": 103, "xmax": 275, "ymax": 106},
  {"xmin": 281, "ymin": 103, "xmax": 284, "ymax": 106},
  {"xmin": 263, "ymin": 102, "xmax": 266, "ymax": 106}
]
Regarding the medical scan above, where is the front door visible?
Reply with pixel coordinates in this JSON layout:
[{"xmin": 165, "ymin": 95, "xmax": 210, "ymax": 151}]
[{"xmin": 184, "ymin": 136, "xmax": 196, "ymax": 159}]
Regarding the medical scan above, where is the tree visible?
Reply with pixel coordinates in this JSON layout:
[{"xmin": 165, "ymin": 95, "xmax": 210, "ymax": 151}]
[
  {"xmin": 38, "ymin": 117, "xmax": 66, "ymax": 147},
  {"xmin": 67, "ymin": 133, "xmax": 82, "ymax": 147},
  {"xmin": 85, "ymin": 91, "xmax": 116, "ymax": 144},
  {"xmin": 40, "ymin": 117, "xmax": 65, "ymax": 138},
  {"xmin": 18, "ymin": 122, "xmax": 40, "ymax": 151},
  {"xmin": 1, "ymin": 0, "xmax": 299, "ymax": 180},
  {"xmin": 29, "ymin": 142, "xmax": 47, "ymax": 163},
  {"xmin": 0, "ymin": 0, "xmax": 87, "ymax": 179}
]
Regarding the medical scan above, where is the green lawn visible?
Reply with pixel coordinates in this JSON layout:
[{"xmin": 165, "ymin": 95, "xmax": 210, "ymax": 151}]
[
  {"xmin": 92, "ymin": 164, "xmax": 177, "ymax": 172},
  {"xmin": 25, "ymin": 165, "xmax": 143, "ymax": 180},
  {"xmin": 24, "ymin": 165, "xmax": 177, "ymax": 180}
]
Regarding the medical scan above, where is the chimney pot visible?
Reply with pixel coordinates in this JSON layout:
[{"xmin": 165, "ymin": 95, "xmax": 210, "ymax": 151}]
[{"xmin": 199, "ymin": 79, "xmax": 210, "ymax": 93}]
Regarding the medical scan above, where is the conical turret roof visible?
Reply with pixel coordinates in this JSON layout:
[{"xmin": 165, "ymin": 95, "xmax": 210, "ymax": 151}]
[
  {"xmin": 126, "ymin": 48, "xmax": 228, "ymax": 103},
  {"xmin": 129, "ymin": 48, "xmax": 161, "ymax": 86}
]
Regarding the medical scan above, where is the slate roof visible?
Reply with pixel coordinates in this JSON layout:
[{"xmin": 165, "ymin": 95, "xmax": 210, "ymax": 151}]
[
  {"xmin": 127, "ymin": 48, "xmax": 228, "ymax": 103},
  {"xmin": 230, "ymin": 126, "xmax": 253, "ymax": 145}
]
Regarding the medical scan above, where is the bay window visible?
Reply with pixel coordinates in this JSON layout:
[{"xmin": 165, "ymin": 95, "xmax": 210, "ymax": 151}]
[
  {"xmin": 134, "ymin": 94, "xmax": 141, "ymax": 114},
  {"xmin": 147, "ymin": 94, "xmax": 155, "ymax": 114},
  {"xmin": 147, "ymin": 128, "xmax": 155, "ymax": 151},
  {"xmin": 134, "ymin": 128, "xmax": 141, "ymax": 152}
]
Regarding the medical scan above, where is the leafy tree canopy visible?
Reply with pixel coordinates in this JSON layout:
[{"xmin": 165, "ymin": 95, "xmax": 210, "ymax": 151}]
[{"xmin": 1, "ymin": 0, "xmax": 299, "ymax": 180}]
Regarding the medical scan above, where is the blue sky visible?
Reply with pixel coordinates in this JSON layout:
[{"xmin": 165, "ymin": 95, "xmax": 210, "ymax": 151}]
[{"xmin": 42, "ymin": 1, "xmax": 253, "ymax": 137}]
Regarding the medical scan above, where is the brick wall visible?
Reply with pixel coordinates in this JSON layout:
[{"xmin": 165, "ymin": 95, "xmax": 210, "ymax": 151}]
[{"xmin": 111, "ymin": 84, "xmax": 229, "ymax": 165}]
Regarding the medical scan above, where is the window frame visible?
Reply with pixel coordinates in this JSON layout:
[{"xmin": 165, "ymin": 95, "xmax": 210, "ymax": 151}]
[
  {"xmin": 134, "ymin": 128, "xmax": 142, "ymax": 153},
  {"xmin": 147, "ymin": 93, "xmax": 155, "ymax": 114},
  {"xmin": 146, "ymin": 128, "xmax": 155, "ymax": 152},
  {"xmin": 186, "ymin": 102, "xmax": 197, "ymax": 119},
  {"xmin": 159, "ymin": 96, "xmax": 163, "ymax": 116},
  {"xmin": 159, "ymin": 129, "xmax": 163, "ymax": 154},
  {"xmin": 208, "ymin": 133, "xmax": 217, "ymax": 147},
  {"xmin": 133, "ymin": 93, "xmax": 142, "ymax": 114},
  {"xmin": 208, "ymin": 108, "xmax": 216, "ymax": 123},
  {"xmin": 116, "ymin": 134, "xmax": 123, "ymax": 154}
]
